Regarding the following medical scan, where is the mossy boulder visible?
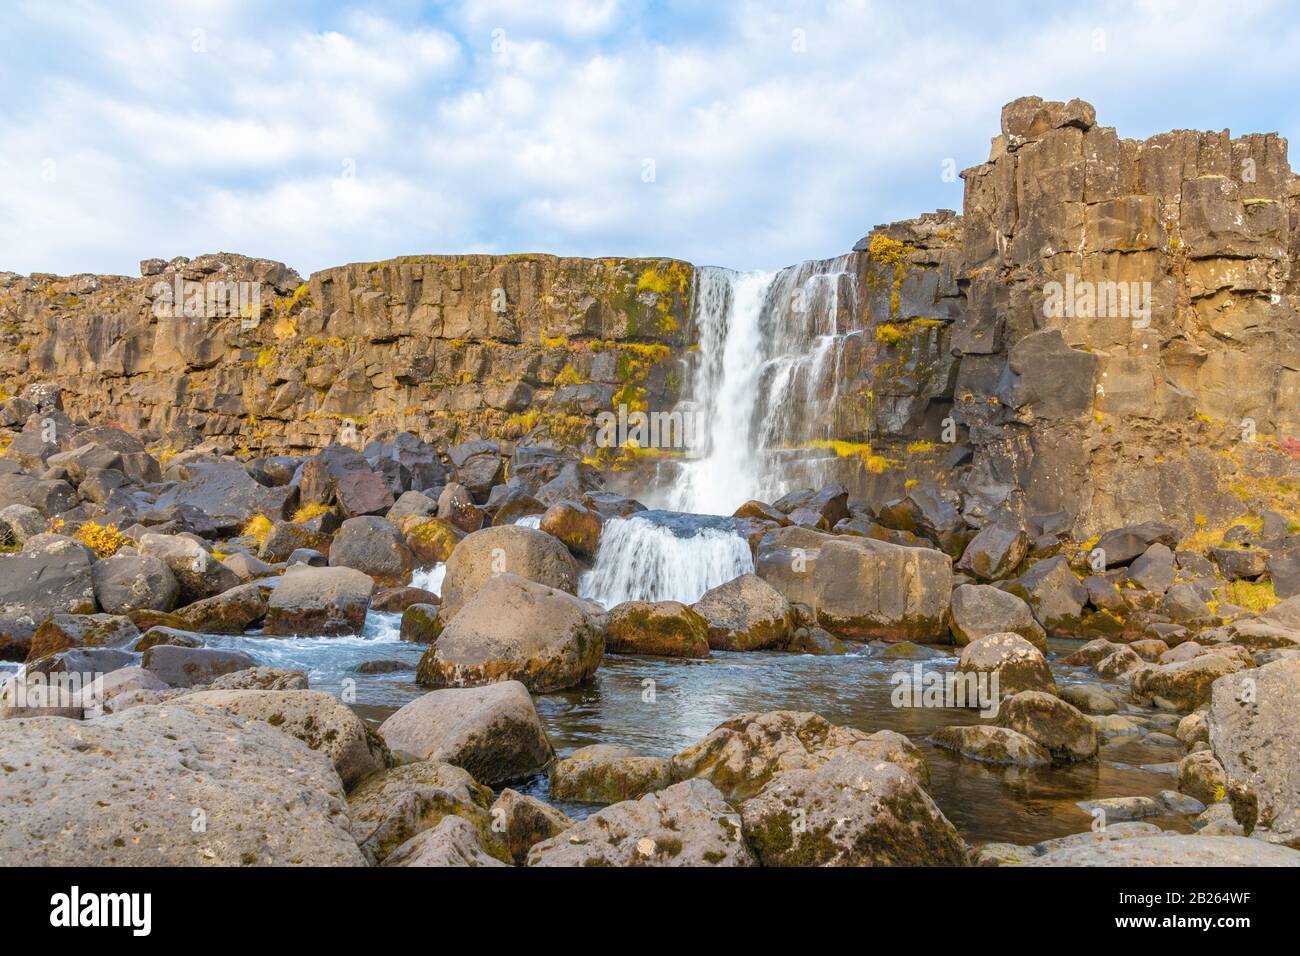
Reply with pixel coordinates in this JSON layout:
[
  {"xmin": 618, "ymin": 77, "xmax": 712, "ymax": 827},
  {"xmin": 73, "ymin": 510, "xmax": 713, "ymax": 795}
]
[
  {"xmin": 605, "ymin": 600, "xmax": 710, "ymax": 658},
  {"xmin": 994, "ymin": 690, "xmax": 1099, "ymax": 762},
  {"xmin": 691, "ymin": 573, "xmax": 794, "ymax": 651},
  {"xmin": 399, "ymin": 602, "xmax": 443, "ymax": 644},
  {"xmin": 399, "ymin": 515, "xmax": 465, "ymax": 566},
  {"xmin": 956, "ymin": 632, "xmax": 1056, "ymax": 700},
  {"xmin": 489, "ymin": 789, "xmax": 572, "ymax": 865},
  {"xmin": 550, "ymin": 744, "xmax": 672, "ymax": 804},
  {"xmin": 538, "ymin": 500, "xmax": 603, "ymax": 557}
]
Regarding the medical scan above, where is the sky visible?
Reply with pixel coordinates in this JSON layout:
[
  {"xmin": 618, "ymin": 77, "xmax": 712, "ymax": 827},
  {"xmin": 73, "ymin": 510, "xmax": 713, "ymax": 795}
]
[{"xmin": 1, "ymin": 0, "xmax": 1298, "ymax": 279}]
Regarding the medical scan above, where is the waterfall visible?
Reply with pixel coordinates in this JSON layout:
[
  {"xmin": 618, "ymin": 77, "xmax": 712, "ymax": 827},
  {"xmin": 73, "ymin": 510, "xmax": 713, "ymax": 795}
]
[
  {"xmin": 579, "ymin": 512, "xmax": 754, "ymax": 607},
  {"xmin": 668, "ymin": 255, "xmax": 862, "ymax": 515}
]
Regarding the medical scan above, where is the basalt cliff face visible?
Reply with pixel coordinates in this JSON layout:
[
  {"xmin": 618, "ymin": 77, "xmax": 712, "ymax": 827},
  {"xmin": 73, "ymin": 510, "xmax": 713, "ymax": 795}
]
[{"xmin": 1, "ymin": 96, "xmax": 1298, "ymax": 536}]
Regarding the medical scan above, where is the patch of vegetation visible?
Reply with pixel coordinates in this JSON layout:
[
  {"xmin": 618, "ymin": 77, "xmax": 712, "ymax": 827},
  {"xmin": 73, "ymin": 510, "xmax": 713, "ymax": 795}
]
[{"xmin": 73, "ymin": 521, "xmax": 125, "ymax": 558}]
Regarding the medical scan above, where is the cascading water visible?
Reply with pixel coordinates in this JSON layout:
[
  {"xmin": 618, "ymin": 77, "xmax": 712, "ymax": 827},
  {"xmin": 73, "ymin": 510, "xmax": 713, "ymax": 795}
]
[
  {"xmin": 578, "ymin": 511, "xmax": 755, "ymax": 607},
  {"xmin": 668, "ymin": 256, "xmax": 863, "ymax": 516}
]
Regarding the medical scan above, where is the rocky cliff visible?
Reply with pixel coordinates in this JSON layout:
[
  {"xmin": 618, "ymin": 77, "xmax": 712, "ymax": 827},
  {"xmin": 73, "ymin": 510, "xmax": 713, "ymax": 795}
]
[{"xmin": 2, "ymin": 96, "xmax": 1298, "ymax": 537}]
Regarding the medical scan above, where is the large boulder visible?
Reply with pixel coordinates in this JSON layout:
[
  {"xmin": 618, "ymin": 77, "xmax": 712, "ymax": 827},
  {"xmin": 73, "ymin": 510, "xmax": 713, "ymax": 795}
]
[
  {"xmin": 400, "ymin": 516, "xmax": 464, "ymax": 566},
  {"xmin": 141, "ymin": 644, "xmax": 258, "ymax": 688},
  {"xmin": 949, "ymin": 584, "xmax": 1046, "ymax": 649},
  {"xmin": 605, "ymin": 600, "xmax": 711, "ymax": 658},
  {"xmin": 91, "ymin": 554, "xmax": 179, "ymax": 614},
  {"xmin": 1007, "ymin": 556, "xmax": 1087, "ymax": 635},
  {"xmin": 328, "ymin": 515, "xmax": 414, "ymax": 586},
  {"xmin": 671, "ymin": 710, "xmax": 928, "ymax": 799},
  {"xmin": 995, "ymin": 690, "xmax": 1099, "ymax": 762},
  {"xmin": 378, "ymin": 681, "xmax": 553, "ymax": 787},
  {"xmin": 1094, "ymin": 522, "xmax": 1180, "ymax": 568},
  {"xmin": 0, "ymin": 705, "xmax": 365, "ymax": 865},
  {"xmin": 181, "ymin": 689, "xmax": 390, "ymax": 789},
  {"xmin": 956, "ymin": 521, "xmax": 1028, "ymax": 581},
  {"xmin": 538, "ymin": 501, "xmax": 602, "ymax": 557},
  {"xmin": 172, "ymin": 581, "xmax": 269, "ymax": 634},
  {"xmin": 138, "ymin": 534, "xmax": 242, "ymax": 605},
  {"xmin": 152, "ymin": 460, "xmax": 295, "ymax": 535},
  {"xmin": 26, "ymin": 613, "xmax": 140, "ymax": 663},
  {"xmin": 346, "ymin": 760, "xmax": 506, "ymax": 865},
  {"xmin": 550, "ymin": 744, "xmax": 672, "ymax": 803},
  {"xmin": 263, "ymin": 564, "xmax": 374, "ymax": 636},
  {"xmin": 527, "ymin": 779, "xmax": 755, "ymax": 867},
  {"xmin": 1132, "ymin": 654, "xmax": 1248, "ymax": 711},
  {"xmin": 691, "ymin": 574, "xmax": 794, "ymax": 651},
  {"xmin": 956, "ymin": 632, "xmax": 1057, "ymax": 699},
  {"xmin": 755, "ymin": 528, "xmax": 952, "ymax": 642},
  {"xmin": 299, "ymin": 444, "xmax": 395, "ymax": 518},
  {"xmin": 1209, "ymin": 658, "xmax": 1300, "ymax": 846},
  {"xmin": 416, "ymin": 573, "xmax": 602, "ymax": 693},
  {"xmin": 0, "ymin": 546, "xmax": 97, "ymax": 619},
  {"xmin": 739, "ymin": 753, "xmax": 968, "ymax": 866},
  {"xmin": 439, "ymin": 525, "xmax": 578, "ymax": 619},
  {"xmin": 259, "ymin": 521, "xmax": 333, "ymax": 563}
]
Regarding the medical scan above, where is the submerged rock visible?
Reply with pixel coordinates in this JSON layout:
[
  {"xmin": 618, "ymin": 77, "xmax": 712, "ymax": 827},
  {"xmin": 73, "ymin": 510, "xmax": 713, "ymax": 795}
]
[{"xmin": 931, "ymin": 725, "xmax": 1051, "ymax": 766}]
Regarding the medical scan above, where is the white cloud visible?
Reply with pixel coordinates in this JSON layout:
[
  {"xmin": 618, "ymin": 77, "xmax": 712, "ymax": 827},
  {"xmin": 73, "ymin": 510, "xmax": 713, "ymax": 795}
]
[{"xmin": 0, "ymin": 0, "xmax": 1297, "ymax": 278}]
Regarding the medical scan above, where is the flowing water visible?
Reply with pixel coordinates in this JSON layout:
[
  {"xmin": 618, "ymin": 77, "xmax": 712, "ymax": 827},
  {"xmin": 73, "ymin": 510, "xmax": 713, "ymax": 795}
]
[{"xmin": 219, "ymin": 255, "xmax": 1193, "ymax": 851}]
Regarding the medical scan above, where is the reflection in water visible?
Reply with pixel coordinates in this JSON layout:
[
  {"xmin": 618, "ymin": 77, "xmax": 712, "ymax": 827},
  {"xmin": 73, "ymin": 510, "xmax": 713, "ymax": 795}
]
[{"xmin": 234, "ymin": 616, "xmax": 1194, "ymax": 848}]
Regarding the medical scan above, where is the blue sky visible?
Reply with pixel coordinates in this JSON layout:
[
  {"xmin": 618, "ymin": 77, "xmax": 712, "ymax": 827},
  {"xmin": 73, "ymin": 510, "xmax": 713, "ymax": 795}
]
[{"xmin": 1, "ymin": 0, "xmax": 1298, "ymax": 278}]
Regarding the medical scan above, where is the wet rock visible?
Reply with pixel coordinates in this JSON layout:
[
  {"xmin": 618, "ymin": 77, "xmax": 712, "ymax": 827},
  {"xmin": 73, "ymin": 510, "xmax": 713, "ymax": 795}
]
[
  {"xmin": 133, "ymin": 626, "xmax": 203, "ymax": 651},
  {"xmin": 1059, "ymin": 682, "xmax": 1119, "ymax": 715},
  {"xmin": 399, "ymin": 603, "xmax": 442, "ymax": 644},
  {"xmin": 142, "ymin": 644, "xmax": 257, "ymax": 687},
  {"xmin": 995, "ymin": 690, "xmax": 1099, "ymax": 762},
  {"xmin": 1089, "ymin": 714, "xmax": 1143, "ymax": 740},
  {"xmin": 378, "ymin": 681, "xmax": 553, "ymax": 787},
  {"xmin": 931, "ymin": 725, "xmax": 1051, "ymax": 766},
  {"xmin": 528, "ymin": 779, "xmax": 754, "ymax": 867},
  {"xmin": 263, "ymin": 564, "xmax": 374, "ymax": 636},
  {"xmin": 0, "ymin": 704, "xmax": 365, "ymax": 865},
  {"xmin": 671, "ymin": 710, "xmax": 929, "ymax": 799},
  {"xmin": 346, "ymin": 760, "xmax": 505, "ymax": 865},
  {"xmin": 1028, "ymin": 835, "xmax": 1300, "ymax": 866},
  {"xmin": 956, "ymin": 521, "xmax": 1028, "ymax": 581},
  {"xmin": 1178, "ymin": 751, "xmax": 1228, "ymax": 806},
  {"xmin": 356, "ymin": 659, "xmax": 410, "ymax": 674},
  {"xmin": 1076, "ymin": 795, "xmax": 1165, "ymax": 823},
  {"xmin": 551, "ymin": 744, "xmax": 672, "ymax": 803},
  {"xmin": 956, "ymin": 632, "xmax": 1056, "ymax": 698},
  {"xmin": 1063, "ymin": 638, "xmax": 1120, "ymax": 667},
  {"xmin": 416, "ymin": 573, "xmax": 602, "ymax": 693},
  {"xmin": 489, "ymin": 789, "xmax": 572, "ymax": 865},
  {"xmin": 182, "ymin": 689, "xmax": 390, "ymax": 789},
  {"xmin": 1132, "ymin": 654, "xmax": 1247, "ymax": 711},
  {"xmin": 606, "ymin": 600, "xmax": 710, "ymax": 658},
  {"xmin": 371, "ymin": 585, "xmax": 438, "ymax": 613},
  {"xmin": 172, "ymin": 581, "xmax": 269, "ymax": 633},
  {"xmin": 692, "ymin": 573, "xmax": 794, "ymax": 651},
  {"xmin": 781, "ymin": 625, "xmax": 849, "ymax": 655},
  {"xmin": 207, "ymin": 666, "xmax": 308, "ymax": 690},
  {"xmin": 439, "ymin": 525, "xmax": 578, "ymax": 619},
  {"xmin": 949, "ymin": 583, "xmax": 1046, "ymax": 649},
  {"xmin": 740, "ymin": 753, "xmax": 968, "ymax": 867},
  {"xmin": 328, "ymin": 515, "xmax": 414, "ymax": 586},
  {"xmin": 1209, "ymin": 658, "xmax": 1299, "ymax": 846},
  {"xmin": 538, "ymin": 501, "xmax": 602, "ymax": 557}
]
